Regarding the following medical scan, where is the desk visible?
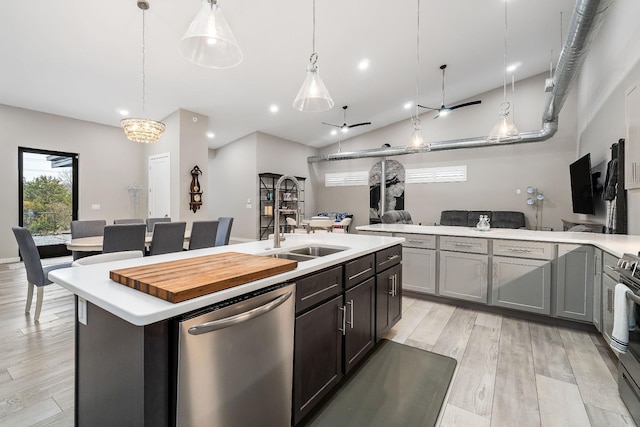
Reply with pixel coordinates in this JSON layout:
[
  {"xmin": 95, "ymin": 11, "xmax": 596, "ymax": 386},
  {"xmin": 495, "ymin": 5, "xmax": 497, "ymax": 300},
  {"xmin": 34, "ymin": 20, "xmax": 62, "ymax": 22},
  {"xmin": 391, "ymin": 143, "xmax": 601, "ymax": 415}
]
[{"xmin": 67, "ymin": 231, "xmax": 191, "ymax": 252}]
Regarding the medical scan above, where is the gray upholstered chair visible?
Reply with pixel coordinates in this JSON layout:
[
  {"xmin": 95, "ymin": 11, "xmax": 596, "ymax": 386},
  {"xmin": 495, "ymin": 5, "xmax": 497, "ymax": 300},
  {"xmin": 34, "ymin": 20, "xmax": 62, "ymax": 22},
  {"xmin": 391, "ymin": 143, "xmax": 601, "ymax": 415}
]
[
  {"xmin": 70, "ymin": 219, "xmax": 106, "ymax": 260},
  {"xmin": 102, "ymin": 224, "xmax": 147, "ymax": 254},
  {"xmin": 146, "ymin": 217, "xmax": 171, "ymax": 233},
  {"xmin": 188, "ymin": 220, "xmax": 219, "ymax": 250},
  {"xmin": 71, "ymin": 250, "xmax": 144, "ymax": 266},
  {"xmin": 113, "ymin": 218, "xmax": 145, "ymax": 225},
  {"xmin": 215, "ymin": 217, "xmax": 234, "ymax": 246},
  {"xmin": 149, "ymin": 222, "xmax": 187, "ymax": 256},
  {"xmin": 11, "ymin": 226, "xmax": 72, "ymax": 322},
  {"xmin": 380, "ymin": 210, "xmax": 413, "ymax": 224}
]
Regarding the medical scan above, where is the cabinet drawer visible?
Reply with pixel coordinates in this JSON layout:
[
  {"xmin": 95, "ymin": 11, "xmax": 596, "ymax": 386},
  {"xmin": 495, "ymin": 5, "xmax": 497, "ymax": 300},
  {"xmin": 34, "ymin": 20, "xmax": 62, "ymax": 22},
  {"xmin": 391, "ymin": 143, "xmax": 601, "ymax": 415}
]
[
  {"xmin": 345, "ymin": 254, "xmax": 375, "ymax": 289},
  {"xmin": 375, "ymin": 245, "xmax": 402, "ymax": 272},
  {"xmin": 295, "ymin": 265, "xmax": 343, "ymax": 313},
  {"xmin": 396, "ymin": 233, "xmax": 436, "ymax": 249},
  {"xmin": 603, "ymin": 251, "xmax": 619, "ymax": 278},
  {"xmin": 493, "ymin": 239, "xmax": 555, "ymax": 260},
  {"xmin": 440, "ymin": 236, "xmax": 488, "ymax": 254}
]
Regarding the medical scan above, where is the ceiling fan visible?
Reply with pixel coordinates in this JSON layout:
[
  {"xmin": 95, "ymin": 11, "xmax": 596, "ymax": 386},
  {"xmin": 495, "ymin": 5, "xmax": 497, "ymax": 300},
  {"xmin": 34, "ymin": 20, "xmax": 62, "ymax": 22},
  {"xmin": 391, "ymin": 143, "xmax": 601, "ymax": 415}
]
[
  {"xmin": 418, "ymin": 64, "xmax": 481, "ymax": 118},
  {"xmin": 322, "ymin": 105, "xmax": 371, "ymax": 133}
]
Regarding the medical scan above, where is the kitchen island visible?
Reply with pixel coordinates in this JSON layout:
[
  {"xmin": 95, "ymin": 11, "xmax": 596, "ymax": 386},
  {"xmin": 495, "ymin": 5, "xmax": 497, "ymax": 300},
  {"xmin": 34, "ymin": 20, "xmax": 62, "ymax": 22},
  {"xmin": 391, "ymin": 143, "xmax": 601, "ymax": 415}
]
[{"xmin": 48, "ymin": 232, "xmax": 404, "ymax": 427}]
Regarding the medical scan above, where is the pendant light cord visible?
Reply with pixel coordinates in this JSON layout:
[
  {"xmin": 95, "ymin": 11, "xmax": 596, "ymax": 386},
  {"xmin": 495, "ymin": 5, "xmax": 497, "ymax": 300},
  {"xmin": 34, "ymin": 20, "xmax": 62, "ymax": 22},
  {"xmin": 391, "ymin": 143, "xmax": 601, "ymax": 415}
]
[
  {"xmin": 502, "ymin": 0, "xmax": 508, "ymax": 102},
  {"xmin": 414, "ymin": 0, "xmax": 420, "ymax": 122},
  {"xmin": 141, "ymin": 9, "xmax": 146, "ymax": 115},
  {"xmin": 309, "ymin": 0, "xmax": 317, "ymax": 65}
]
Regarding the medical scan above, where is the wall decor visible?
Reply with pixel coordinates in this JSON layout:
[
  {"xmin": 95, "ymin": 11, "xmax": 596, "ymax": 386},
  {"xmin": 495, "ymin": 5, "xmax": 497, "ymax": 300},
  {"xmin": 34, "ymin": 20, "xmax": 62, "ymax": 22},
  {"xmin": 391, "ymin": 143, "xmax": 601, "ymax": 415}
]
[{"xmin": 189, "ymin": 165, "xmax": 203, "ymax": 213}]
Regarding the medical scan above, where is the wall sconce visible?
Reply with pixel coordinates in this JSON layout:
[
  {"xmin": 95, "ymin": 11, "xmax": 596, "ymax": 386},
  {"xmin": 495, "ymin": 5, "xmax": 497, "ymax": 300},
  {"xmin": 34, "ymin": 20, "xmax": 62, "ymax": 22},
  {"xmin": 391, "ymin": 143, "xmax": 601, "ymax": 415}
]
[{"xmin": 526, "ymin": 186, "xmax": 545, "ymax": 230}]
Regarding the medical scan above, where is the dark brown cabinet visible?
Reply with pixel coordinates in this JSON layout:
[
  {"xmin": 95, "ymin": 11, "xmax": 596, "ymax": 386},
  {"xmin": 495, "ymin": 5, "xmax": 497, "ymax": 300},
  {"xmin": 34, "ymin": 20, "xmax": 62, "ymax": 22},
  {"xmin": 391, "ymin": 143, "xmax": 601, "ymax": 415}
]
[
  {"xmin": 293, "ymin": 294, "xmax": 343, "ymax": 425},
  {"xmin": 344, "ymin": 277, "xmax": 375, "ymax": 374},
  {"xmin": 375, "ymin": 259, "xmax": 402, "ymax": 341},
  {"xmin": 292, "ymin": 246, "xmax": 402, "ymax": 425}
]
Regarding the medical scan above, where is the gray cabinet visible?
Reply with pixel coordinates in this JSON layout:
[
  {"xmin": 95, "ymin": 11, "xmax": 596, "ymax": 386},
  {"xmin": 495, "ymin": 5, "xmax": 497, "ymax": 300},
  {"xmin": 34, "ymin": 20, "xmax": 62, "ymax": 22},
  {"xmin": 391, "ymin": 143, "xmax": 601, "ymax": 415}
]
[
  {"xmin": 399, "ymin": 233, "xmax": 437, "ymax": 296},
  {"xmin": 403, "ymin": 247, "xmax": 436, "ymax": 294},
  {"xmin": 593, "ymin": 248, "xmax": 603, "ymax": 332},
  {"xmin": 556, "ymin": 244, "xmax": 594, "ymax": 322},
  {"xmin": 492, "ymin": 256, "xmax": 551, "ymax": 315},
  {"xmin": 439, "ymin": 250, "xmax": 488, "ymax": 303},
  {"xmin": 602, "ymin": 251, "xmax": 619, "ymax": 346}
]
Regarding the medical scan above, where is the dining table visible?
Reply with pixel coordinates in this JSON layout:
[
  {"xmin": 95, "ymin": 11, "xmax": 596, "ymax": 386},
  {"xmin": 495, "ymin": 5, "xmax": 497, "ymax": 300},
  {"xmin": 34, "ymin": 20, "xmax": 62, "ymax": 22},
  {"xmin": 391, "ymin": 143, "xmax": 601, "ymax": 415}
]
[{"xmin": 67, "ymin": 230, "xmax": 191, "ymax": 252}]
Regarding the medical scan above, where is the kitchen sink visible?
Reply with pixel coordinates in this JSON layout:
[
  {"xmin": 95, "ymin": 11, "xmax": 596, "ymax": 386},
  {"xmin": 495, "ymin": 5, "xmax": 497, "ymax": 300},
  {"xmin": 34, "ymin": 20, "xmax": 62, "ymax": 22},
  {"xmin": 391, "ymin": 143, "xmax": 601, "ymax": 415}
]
[
  {"xmin": 288, "ymin": 246, "xmax": 345, "ymax": 257},
  {"xmin": 269, "ymin": 252, "xmax": 316, "ymax": 262}
]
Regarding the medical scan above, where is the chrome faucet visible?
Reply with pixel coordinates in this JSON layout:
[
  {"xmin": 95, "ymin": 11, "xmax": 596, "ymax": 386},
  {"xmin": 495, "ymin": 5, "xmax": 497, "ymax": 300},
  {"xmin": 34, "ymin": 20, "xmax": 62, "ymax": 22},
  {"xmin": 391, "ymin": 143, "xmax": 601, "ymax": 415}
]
[{"xmin": 273, "ymin": 175, "xmax": 301, "ymax": 248}]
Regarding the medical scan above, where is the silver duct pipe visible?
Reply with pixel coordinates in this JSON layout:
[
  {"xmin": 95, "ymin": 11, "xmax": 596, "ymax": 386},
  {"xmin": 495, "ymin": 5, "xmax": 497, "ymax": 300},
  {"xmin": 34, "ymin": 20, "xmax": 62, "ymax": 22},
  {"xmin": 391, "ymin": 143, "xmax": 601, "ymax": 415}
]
[{"xmin": 308, "ymin": 0, "xmax": 612, "ymax": 163}]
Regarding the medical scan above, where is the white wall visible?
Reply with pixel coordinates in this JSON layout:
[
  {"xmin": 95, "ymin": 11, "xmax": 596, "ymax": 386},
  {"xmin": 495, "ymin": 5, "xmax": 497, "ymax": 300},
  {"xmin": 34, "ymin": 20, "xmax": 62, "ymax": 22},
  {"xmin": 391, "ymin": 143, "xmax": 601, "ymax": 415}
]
[
  {"xmin": 177, "ymin": 109, "xmax": 209, "ymax": 226},
  {"xmin": 311, "ymin": 72, "xmax": 577, "ymax": 231},
  {"xmin": 0, "ymin": 104, "xmax": 146, "ymax": 260},
  {"xmin": 577, "ymin": 0, "xmax": 640, "ymax": 233}
]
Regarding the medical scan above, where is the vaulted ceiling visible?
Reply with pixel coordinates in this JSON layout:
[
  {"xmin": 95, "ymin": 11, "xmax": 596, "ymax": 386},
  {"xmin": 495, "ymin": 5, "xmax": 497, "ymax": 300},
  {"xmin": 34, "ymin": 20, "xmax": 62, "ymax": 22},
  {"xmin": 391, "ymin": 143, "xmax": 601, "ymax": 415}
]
[{"xmin": 0, "ymin": 0, "xmax": 576, "ymax": 149}]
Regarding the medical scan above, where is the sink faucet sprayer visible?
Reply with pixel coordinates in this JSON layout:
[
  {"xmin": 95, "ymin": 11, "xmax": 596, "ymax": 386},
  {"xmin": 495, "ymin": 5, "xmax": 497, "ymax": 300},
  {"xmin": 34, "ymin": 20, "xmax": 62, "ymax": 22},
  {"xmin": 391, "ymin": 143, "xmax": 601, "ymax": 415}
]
[{"xmin": 273, "ymin": 175, "xmax": 301, "ymax": 249}]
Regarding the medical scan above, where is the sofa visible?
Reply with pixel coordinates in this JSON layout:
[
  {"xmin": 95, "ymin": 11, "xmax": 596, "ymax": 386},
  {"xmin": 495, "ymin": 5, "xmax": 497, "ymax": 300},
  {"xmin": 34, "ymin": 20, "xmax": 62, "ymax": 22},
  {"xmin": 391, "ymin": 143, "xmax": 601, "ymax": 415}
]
[
  {"xmin": 440, "ymin": 210, "xmax": 525, "ymax": 229},
  {"xmin": 380, "ymin": 210, "xmax": 413, "ymax": 224}
]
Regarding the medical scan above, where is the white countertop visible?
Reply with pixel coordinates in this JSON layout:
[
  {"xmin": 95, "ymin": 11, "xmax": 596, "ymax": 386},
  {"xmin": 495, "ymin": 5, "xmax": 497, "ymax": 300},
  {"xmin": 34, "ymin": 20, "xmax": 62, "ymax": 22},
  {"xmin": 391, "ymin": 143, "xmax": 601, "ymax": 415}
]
[
  {"xmin": 357, "ymin": 224, "xmax": 640, "ymax": 258},
  {"xmin": 49, "ymin": 233, "xmax": 403, "ymax": 326}
]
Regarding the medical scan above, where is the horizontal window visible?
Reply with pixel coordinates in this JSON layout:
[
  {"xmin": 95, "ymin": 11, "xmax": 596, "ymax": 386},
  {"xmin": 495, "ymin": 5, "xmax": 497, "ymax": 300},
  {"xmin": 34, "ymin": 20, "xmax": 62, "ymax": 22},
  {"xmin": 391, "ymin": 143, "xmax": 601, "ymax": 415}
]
[
  {"xmin": 406, "ymin": 166, "xmax": 467, "ymax": 183},
  {"xmin": 325, "ymin": 171, "xmax": 369, "ymax": 187}
]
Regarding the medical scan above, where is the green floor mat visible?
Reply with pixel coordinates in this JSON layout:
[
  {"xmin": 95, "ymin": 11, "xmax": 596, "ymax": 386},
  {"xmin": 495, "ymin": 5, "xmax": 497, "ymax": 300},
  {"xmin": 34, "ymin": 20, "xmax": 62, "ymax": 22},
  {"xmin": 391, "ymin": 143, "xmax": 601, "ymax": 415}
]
[{"xmin": 304, "ymin": 339, "xmax": 457, "ymax": 427}]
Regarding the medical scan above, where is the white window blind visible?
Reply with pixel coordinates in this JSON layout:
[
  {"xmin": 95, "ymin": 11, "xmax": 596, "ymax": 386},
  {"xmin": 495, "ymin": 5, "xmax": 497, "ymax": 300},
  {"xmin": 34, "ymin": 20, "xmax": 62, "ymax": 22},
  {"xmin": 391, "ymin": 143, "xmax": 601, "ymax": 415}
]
[
  {"xmin": 406, "ymin": 166, "xmax": 467, "ymax": 183},
  {"xmin": 325, "ymin": 171, "xmax": 369, "ymax": 187}
]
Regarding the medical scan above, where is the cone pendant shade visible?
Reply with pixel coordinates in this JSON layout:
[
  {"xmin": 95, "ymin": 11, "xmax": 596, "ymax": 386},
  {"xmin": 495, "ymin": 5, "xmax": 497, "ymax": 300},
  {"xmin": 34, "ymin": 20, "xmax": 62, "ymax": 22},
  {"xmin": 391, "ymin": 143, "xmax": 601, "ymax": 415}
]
[
  {"xmin": 292, "ymin": 62, "xmax": 334, "ymax": 112},
  {"xmin": 179, "ymin": 0, "xmax": 242, "ymax": 69},
  {"xmin": 488, "ymin": 103, "xmax": 520, "ymax": 141}
]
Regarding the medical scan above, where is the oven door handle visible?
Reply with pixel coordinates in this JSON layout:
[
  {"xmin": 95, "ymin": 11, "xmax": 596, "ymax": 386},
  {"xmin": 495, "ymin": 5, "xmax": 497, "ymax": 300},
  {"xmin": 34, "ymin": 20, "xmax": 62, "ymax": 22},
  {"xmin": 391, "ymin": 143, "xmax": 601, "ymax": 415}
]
[{"xmin": 627, "ymin": 290, "xmax": 640, "ymax": 304}]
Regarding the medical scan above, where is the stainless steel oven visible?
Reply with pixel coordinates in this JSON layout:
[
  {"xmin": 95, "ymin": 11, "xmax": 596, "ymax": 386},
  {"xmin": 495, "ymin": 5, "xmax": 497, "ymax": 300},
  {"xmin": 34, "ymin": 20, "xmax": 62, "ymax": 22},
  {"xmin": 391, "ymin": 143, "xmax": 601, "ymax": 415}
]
[{"xmin": 612, "ymin": 254, "xmax": 640, "ymax": 424}]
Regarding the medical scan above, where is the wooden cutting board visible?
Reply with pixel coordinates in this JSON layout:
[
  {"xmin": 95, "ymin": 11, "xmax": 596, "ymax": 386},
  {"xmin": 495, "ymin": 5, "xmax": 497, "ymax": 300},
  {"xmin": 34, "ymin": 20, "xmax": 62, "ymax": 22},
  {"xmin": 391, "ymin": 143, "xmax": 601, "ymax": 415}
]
[{"xmin": 109, "ymin": 252, "xmax": 298, "ymax": 303}]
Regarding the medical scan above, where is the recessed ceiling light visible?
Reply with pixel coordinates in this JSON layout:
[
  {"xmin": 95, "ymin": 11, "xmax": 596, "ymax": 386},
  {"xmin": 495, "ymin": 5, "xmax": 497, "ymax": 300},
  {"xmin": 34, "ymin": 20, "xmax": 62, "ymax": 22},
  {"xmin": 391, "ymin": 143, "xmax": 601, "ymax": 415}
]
[
  {"xmin": 506, "ymin": 62, "xmax": 522, "ymax": 73},
  {"xmin": 269, "ymin": 104, "xmax": 279, "ymax": 113},
  {"xmin": 358, "ymin": 59, "xmax": 370, "ymax": 71},
  {"xmin": 118, "ymin": 109, "xmax": 129, "ymax": 116},
  {"xmin": 404, "ymin": 102, "xmax": 413, "ymax": 110},
  {"xmin": 331, "ymin": 129, "xmax": 338, "ymax": 136},
  {"xmin": 206, "ymin": 132, "xmax": 215, "ymax": 139}
]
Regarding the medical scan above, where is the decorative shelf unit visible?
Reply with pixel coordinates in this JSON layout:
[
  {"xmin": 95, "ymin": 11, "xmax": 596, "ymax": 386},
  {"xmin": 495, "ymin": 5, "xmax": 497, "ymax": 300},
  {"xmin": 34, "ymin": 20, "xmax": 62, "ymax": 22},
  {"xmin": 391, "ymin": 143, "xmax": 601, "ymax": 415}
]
[{"xmin": 258, "ymin": 173, "xmax": 305, "ymax": 240}]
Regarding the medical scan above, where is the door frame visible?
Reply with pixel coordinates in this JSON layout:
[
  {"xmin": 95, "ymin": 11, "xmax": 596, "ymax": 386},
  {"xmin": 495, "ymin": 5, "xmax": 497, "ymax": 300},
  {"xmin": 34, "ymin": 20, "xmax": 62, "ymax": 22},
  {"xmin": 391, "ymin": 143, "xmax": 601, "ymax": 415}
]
[{"xmin": 18, "ymin": 147, "xmax": 79, "ymax": 258}]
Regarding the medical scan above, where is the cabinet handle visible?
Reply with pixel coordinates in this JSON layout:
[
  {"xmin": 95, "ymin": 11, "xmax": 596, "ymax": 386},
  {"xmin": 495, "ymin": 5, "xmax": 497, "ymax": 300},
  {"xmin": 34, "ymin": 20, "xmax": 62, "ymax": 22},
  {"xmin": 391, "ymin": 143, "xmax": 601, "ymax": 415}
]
[
  {"xmin": 607, "ymin": 288, "xmax": 614, "ymax": 313},
  {"xmin": 508, "ymin": 247, "xmax": 531, "ymax": 253},
  {"xmin": 388, "ymin": 275, "xmax": 394, "ymax": 296},
  {"xmin": 386, "ymin": 254, "xmax": 400, "ymax": 261},
  {"xmin": 453, "ymin": 242, "xmax": 474, "ymax": 248},
  {"xmin": 346, "ymin": 300, "xmax": 354, "ymax": 328},
  {"xmin": 349, "ymin": 267, "xmax": 372, "ymax": 281},
  {"xmin": 300, "ymin": 283, "xmax": 339, "ymax": 302},
  {"xmin": 493, "ymin": 262, "xmax": 497, "ymax": 282},
  {"xmin": 338, "ymin": 306, "xmax": 346, "ymax": 336}
]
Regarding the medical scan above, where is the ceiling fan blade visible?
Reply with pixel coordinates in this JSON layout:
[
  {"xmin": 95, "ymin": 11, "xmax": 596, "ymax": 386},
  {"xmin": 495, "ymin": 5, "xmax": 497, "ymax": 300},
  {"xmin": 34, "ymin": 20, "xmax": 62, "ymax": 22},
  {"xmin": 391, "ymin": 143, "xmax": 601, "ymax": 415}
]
[
  {"xmin": 347, "ymin": 122, "xmax": 372, "ymax": 129},
  {"xmin": 417, "ymin": 104, "xmax": 439, "ymax": 110},
  {"xmin": 321, "ymin": 122, "xmax": 342, "ymax": 128},
  {"xmin": 449, "ymin": 100, "xmax": 482, "ymax": 110},
  {"xmin": 432, "ymin": 113, "xmax": 440, "ymax": 119}
]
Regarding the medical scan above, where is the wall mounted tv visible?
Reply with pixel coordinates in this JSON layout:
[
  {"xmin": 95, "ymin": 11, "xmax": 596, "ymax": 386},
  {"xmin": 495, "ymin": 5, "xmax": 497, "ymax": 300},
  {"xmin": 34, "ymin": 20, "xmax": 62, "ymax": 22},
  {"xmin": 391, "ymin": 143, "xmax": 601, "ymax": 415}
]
[{"xmin": 569, "ymin": 153, "xmax": 596, "ymax": 215}]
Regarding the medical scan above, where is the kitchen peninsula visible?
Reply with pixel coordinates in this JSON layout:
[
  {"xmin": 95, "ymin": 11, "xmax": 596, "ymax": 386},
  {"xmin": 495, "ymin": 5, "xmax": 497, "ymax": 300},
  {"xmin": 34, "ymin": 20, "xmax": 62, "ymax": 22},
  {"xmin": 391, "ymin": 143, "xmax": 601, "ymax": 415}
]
[
  {"xmin": 358, "ymin": 223, "xmax": 640, "ymax": 343},
  {"xmin": 48, "ymin": 233, "xmax": 404, "ymax": 427}
]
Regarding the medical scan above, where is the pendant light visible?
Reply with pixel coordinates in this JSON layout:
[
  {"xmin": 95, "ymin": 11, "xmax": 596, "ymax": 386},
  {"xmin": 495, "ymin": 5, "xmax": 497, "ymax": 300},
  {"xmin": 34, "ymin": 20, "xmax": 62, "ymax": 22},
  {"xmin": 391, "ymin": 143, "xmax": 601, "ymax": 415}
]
[
  {"xmin": 179, "ymin": 0, "xmax": 243, "ymax": 69},
  {"xmin": 409, "ymin": 0, "xmax": 429, "ymax": 149},
  {"xmin": 121, "ymin": 0, "xmax": 166, "ymax": 144},
  {"xmin": 488, "ymin": 0, "xmax": 520, "ymax": 142},
  {"xmin": 292, "ymin": 0, "xmax": 334, "ymax": 113}
]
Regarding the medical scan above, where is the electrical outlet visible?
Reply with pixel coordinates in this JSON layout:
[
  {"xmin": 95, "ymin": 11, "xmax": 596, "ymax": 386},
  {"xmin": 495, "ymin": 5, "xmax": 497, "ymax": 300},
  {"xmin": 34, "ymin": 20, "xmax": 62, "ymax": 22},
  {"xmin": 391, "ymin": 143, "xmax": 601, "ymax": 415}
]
[
  {"xmin": 91, "ymin": 204, "xmax": 101, "ymax": 210},
  {"xmin": 516, "ymin": 189, "xmax": 521, "ymax": 195},
  {"xmin": 78, "ymin": 297, "xmax": 87, "ymax": 325}
]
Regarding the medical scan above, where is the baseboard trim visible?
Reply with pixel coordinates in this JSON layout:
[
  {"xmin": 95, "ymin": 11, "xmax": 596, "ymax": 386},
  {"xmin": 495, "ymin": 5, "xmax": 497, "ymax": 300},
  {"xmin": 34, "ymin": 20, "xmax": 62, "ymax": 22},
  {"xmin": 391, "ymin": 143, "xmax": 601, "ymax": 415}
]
[{"xmin": 0, "ymin": 257, "xmax": 20, "ymax": 264}]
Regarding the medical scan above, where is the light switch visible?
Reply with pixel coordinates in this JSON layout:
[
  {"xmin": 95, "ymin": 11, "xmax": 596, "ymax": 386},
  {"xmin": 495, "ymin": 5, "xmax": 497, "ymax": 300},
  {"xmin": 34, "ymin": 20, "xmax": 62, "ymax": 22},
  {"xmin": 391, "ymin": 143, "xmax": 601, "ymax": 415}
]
[
  {"xmin": 516, "ymin": 189, "xmax": 521, "ymax": 195},
  {"xmin": 91, "ymin": 204, "xmax": 101, "ymax": 210}
]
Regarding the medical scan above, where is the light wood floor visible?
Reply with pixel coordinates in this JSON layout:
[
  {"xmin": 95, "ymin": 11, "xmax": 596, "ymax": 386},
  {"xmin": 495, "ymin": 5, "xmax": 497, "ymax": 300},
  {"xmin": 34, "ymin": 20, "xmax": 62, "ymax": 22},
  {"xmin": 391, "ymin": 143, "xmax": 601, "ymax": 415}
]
[
  {"xmin": 0, "ymin": 257, "xmax": 637, "ymax": 426},
  {"xmin": 385, "ymin": 295, "xmax": 638, "ymax": 427}
]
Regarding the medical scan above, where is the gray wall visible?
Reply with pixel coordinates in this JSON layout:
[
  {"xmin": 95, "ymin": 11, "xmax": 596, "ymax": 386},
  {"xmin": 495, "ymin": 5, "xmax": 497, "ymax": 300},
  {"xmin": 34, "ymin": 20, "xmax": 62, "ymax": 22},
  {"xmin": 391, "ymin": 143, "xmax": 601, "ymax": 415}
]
[
  {"xmin": 208, "ymin": 132, "xmax": 317, "ymax": 241},
  {"xmin": 311, "ymin": 72, "xmax": 577, "ymax": 231},
  {"xmin": 0, "ymin": 104, "xmax": 146, "ymax": 261},
  {"xmin": 577, "ymin": 0, "xmax": 640, "ymax": 233}
]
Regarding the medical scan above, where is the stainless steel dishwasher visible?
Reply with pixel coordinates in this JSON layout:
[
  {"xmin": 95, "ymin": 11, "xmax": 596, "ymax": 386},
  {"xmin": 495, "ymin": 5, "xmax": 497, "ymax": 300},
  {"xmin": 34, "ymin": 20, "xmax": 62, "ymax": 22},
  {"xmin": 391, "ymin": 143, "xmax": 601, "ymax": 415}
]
[{"xmin": 175, "ymin": 284, "xmax": 295, "ymax": 427}]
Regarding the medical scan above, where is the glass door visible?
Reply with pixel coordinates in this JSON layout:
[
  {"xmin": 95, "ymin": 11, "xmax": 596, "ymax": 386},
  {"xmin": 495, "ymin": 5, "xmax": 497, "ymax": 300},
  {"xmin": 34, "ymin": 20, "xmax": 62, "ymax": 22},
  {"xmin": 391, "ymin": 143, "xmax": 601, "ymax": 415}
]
[{"xmin": 18, "ymin": 147, "xmax": 78, "ymax": 258}]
